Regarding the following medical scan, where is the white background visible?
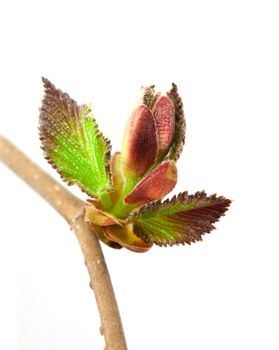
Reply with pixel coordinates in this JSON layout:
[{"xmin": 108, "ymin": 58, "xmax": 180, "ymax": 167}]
[{"xmin": 0, "ymin": 0, "xmax": 279, "ymax": 349}]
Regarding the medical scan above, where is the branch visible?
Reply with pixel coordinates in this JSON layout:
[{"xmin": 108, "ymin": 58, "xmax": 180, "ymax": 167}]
[{"xmin": 0, "ymin": 135, "xmax": 127, "ymax": 350}]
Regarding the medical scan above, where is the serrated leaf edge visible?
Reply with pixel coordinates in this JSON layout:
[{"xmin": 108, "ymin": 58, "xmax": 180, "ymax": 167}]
[
  {"xmin": 39, "ymin": 78, "xmax": 112, "ymax": 197},
  {"xmin": 166, "ymin": 83, "xmax": 186, "ymax": 162},
  {"xmin": 129, "ymin": 191, "xmax": 231, "ymax": 246}
]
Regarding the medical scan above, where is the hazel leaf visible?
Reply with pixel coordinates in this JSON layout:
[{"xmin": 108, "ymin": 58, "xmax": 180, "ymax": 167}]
[
  {"xmin": 121, "ymin": 104, "xmax": 158, "ymax": 178},
  {"xmin": 152, "ymin": 95, "xmax": 175, "ymax": 159},
  {"xmin": 39, "ymin": 78, "xmax": 112, "ymax": 197},
  {"xmin": 129, "ymin": 191, "xmax": 231, "ymax": 246},
  {"xmin": 138, "ymin": 85, "xmax": 158, "ymax": 109},
  {"xmin": 166, "ymin": 83, "xmax": 186, "ymax": 161},
  {"xmin": 124, "ymin": 160, "xmax": 177, "ymax": 205},
  {"xmin": 110, "ymin": 152, "xmax": 125, "ymax": 202}
]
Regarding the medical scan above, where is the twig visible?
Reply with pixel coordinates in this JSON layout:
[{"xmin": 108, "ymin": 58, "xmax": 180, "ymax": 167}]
[{"xmin": 0, "ymin": 135, "xmax": 127, "ymax": 350}]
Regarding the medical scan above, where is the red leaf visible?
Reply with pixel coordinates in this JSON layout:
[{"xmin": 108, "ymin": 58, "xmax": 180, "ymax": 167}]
[
  {"xmin": 152, "ymin": 96, "xmax": 175, "ymax": 159},
  {"xmin": 122, "ymin": 105, "xmax": 158, "ymax": 178},
  {"xmin": 124, "ymin": 160, "xmax": 177, "ymax": 205}
]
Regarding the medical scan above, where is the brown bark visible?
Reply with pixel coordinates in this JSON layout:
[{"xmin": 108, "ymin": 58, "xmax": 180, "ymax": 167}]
[{"xmin": 0, "ymin": 135, "xmax": 127, "ymax": 350}]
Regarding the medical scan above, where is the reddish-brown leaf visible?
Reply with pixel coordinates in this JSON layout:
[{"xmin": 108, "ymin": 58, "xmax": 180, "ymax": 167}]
[
  {"xmin": 121, "ymin": 105, "xmax": 158, "ymax": 178},
  {"xmin": 124, "ymin": 160, "xmax": 177, "ymax": 205}
]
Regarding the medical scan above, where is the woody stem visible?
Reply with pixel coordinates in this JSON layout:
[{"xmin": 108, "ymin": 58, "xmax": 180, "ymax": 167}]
[{"xmin": 0, "ymin": 135, "xmax": 127, "ymax": 350}]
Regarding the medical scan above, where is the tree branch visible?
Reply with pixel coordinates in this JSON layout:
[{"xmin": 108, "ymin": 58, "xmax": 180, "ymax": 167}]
[{"xmin": 0, "ymin": 135, "xmax": 127, "ymax": 350}]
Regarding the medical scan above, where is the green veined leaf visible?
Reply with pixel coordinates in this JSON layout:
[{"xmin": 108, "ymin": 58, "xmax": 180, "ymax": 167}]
[
  {"xmin": 129, "ymin": 191, "xmax": 231, "ymax": 246},
  {"xmin": 166, "ymin": 83, "xmax": 186, "ymax": 161},
  {"xmin": 39, "ymin": 78, "xmax": 112, "ymax": 197}
]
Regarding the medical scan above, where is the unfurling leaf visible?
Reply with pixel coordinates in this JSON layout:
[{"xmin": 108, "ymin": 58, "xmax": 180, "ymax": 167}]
[
  {"xmin": 166, "ymin": 83, "xmax": 186, "ymax": 161},
  {"xmin": 137, "ymin": 85, "xmax": 158, "ymax": 109},
  {"xmin": 129, "ymin": 191, "xmax": 231, "ymax": 246},
  {"xmin": 110, "ymin": 152, "xmax": 125, "ymax": 202},
  {"xmin": 124, "ymin": 160, "xmax": 177, "ymax": 205},
  {"xmin": 152, "ymin": 96, "xmax": 175, "ymax": 159},
  {"xmin": 121, "ymin": 104, "xmax": 158, "ymax": 178},
  {"xmin": 39, "ymin": 78, "xmax": 111, "ymax": 197}
]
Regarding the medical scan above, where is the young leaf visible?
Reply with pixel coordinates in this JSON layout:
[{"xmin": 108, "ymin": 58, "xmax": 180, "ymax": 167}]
[
  {"xmin": 152, "ymin": 96, "xmax": 175, "ymax": 159},
  {"xmin": 166, "ymin": 83, "xmax": 186, "ymax": 161},
  {"xmin": 129, "ymin": 191, "xmax": 231, "ymax": 246},
  {"xmin": 137, "ymin": 85, "xmax": 158, "ymax": 109},
  {"xmin": 39, "ymin": 78, "xmax": 112, "ymax": 197},
  {"xmin": 121, "ymin": 104, "xmax": 158, "ymax": 178},
  {"xmin": 110, "ymin": 152, "xmax": 125, "ymax": 202},
  {"xmin": 124, "ymin": 160, "xmax": 177, "ymax": 205}
]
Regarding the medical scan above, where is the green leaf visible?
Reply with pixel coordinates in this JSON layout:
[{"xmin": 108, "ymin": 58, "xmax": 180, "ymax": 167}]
[
  {"xmin": 39, "ymin": 78, "xmax": 111, "ymax": 197},
  {"xmin": 129, "ymin": 191, "xmax": 231, "ymax": 246},
  {"xmin": 166, "ymin": 83, "xmax": 186, "ymax": 161},
  {"xmin": 110, "ymin": 151, "xmax": 125, "ymax": 203}
]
